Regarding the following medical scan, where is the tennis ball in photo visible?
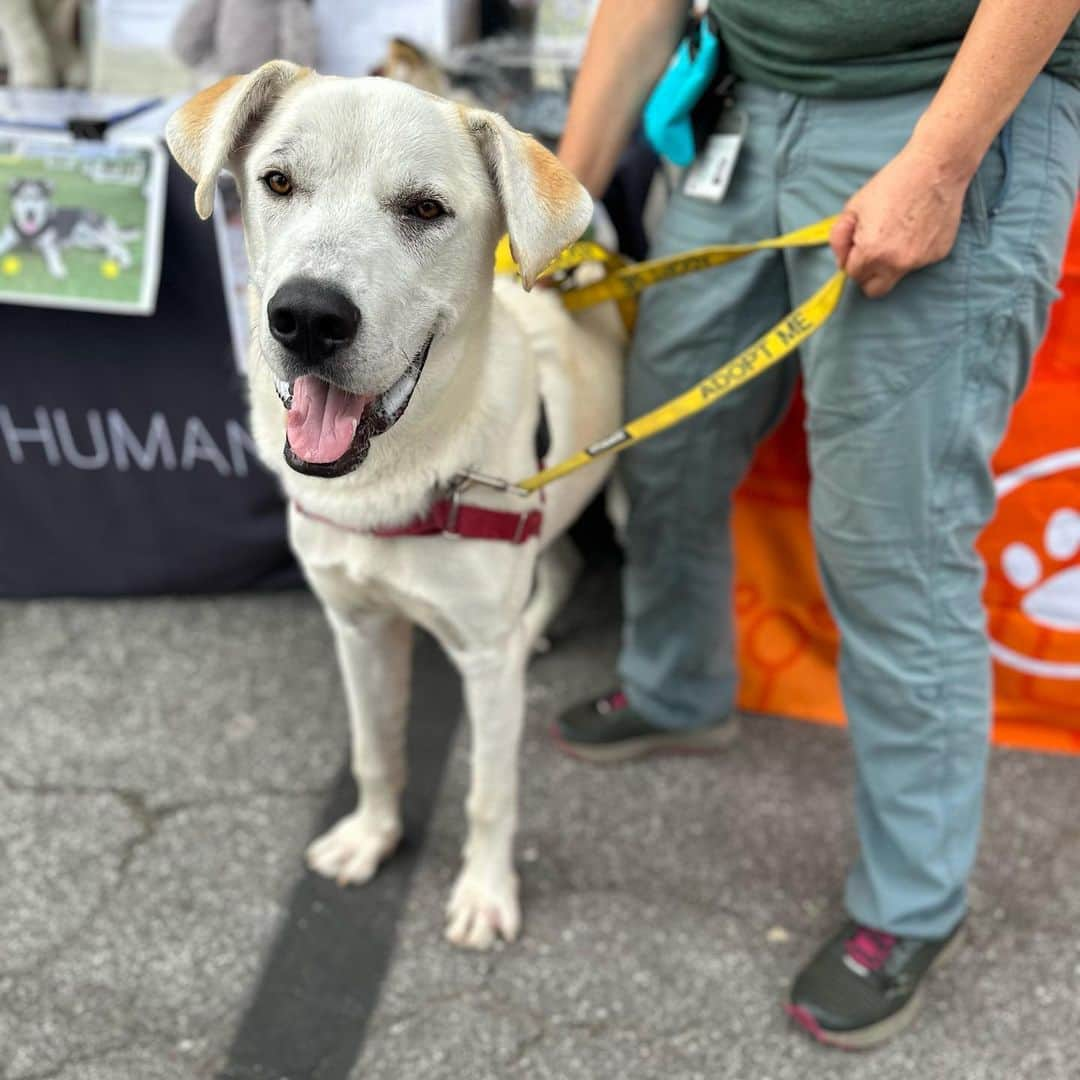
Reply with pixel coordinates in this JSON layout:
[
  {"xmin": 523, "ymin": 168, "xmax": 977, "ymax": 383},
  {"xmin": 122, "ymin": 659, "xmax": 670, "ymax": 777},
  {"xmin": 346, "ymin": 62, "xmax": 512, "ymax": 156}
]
[
  {"xmin": 101, "ymin": 259, "xmax": 121, "ymax": 279},
  {"xmin": 2, "ymin": 255, "xmax": 21, "ymax": 276}
]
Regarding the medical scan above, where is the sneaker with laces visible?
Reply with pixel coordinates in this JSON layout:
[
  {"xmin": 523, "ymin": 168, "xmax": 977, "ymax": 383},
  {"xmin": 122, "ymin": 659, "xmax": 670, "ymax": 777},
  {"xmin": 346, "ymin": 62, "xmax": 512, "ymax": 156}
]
[
  {"xmin": 786, "ymin": 918, "xmax": 966, "ymax": 1049},
  {"xmin": 552, "ymin": 688, "xmax": 738, "ymax": 763}
]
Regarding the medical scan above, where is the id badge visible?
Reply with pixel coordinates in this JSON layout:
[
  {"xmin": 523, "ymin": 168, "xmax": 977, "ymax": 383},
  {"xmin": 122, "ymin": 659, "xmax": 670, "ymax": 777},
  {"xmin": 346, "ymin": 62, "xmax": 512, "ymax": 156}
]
[{"xmin": 682, "ymin": 107, "xmax": 747, "ymax": 204}]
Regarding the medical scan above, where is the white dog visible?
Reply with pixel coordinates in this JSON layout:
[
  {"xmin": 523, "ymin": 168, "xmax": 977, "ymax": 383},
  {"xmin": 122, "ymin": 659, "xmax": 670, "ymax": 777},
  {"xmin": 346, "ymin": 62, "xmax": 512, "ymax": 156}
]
[{"xmin": 167, "ymin": 62, "xmax": 623, "ymax": 948}]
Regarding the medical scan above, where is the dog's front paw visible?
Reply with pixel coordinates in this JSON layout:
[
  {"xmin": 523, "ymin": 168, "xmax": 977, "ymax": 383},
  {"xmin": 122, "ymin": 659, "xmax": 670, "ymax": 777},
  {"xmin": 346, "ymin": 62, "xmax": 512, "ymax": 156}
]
[
  {"xmin": 305, "ymin": 812, "xmax": 401, "ymax": 886},
  {"xmin": 445, "ymin": 867, "xmax": 521, "ymax": 950}
]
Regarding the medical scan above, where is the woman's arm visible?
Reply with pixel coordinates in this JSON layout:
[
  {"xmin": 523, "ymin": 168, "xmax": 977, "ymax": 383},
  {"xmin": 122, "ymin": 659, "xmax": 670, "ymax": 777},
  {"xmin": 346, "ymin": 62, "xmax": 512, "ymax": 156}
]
[
  {"xmin": 558, "ymin": 0, "xmax": 688, "ymax": 197},
  {"xmin": 832, "ymin": 0, "xmax": 1080, "ymax": 297}
]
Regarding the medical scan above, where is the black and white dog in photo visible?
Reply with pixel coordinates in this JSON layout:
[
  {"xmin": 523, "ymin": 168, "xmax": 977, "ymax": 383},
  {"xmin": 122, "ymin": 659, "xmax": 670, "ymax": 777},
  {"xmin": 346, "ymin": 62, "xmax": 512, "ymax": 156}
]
[{"xmin": 0, "ymin": 177, "xmax": 140, "ymax": 278}]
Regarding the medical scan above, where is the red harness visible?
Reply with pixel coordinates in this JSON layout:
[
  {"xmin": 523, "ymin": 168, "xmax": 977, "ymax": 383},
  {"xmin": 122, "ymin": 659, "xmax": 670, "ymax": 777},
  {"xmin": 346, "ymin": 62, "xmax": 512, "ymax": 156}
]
[
  {"xmin": 373, "ymin": 496, "xmax": 541, "ymax": 543},
  {"xmin": 294, "ymin": 487, "xmax": 543, "ymax": 545}
]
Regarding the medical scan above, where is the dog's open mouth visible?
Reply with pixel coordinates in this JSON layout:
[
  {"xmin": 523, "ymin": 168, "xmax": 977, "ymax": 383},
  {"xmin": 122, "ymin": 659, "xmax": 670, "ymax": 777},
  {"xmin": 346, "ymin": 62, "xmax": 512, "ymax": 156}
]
[{"xmin": 278, "ymin": 336, "xmax": 433, "ymax": 478}]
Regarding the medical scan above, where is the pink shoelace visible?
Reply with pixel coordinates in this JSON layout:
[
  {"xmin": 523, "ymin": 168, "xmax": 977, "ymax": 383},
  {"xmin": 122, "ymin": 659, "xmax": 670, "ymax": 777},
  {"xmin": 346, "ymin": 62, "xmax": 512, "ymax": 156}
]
[
  {"xmin": 595, "ymin": 690, "xmax": 629, "ymax": 715},
  {"xmin": 845, "ymin": 926, "xmax": 897, "ymax": 972}
]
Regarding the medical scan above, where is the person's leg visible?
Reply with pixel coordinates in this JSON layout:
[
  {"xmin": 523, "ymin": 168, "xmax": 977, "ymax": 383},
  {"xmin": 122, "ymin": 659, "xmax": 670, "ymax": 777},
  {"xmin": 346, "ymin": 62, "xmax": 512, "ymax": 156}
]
[
  {"xmin": 614, "ymin": 85, "xmax": 800, "ymax": 733},
  {"xmin": 778, "ymin": 74, "xmax": 1080, "ymax": 1040},
  {"xmin": 559, "ymin": 85, "xmax": 803, "ymax": 757}
]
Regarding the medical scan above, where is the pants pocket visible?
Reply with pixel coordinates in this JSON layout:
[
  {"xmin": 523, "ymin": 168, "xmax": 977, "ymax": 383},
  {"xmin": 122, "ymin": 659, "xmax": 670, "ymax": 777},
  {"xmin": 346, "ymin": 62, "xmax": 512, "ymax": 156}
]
[{"xmin": 961, "ymin": 121, "xmax": 1012, "ymax": 245}]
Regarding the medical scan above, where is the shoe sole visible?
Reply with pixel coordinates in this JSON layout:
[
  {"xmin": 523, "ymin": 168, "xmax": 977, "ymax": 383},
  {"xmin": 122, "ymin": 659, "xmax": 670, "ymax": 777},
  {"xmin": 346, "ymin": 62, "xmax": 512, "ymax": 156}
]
[
  {"xmin": 785, "ymin": 922, "xmax": 967, "ymax": 1050},
  {"xmin": 550, "ymin": 716, "xmax": 740, "ymax": 764}
]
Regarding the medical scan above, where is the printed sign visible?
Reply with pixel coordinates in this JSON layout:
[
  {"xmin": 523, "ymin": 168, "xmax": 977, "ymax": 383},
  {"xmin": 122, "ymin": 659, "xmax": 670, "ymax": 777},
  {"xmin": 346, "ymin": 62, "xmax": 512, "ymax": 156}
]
[{"xmin": 0, "ymin": 129, "xmax": 167, "ymax": 315}]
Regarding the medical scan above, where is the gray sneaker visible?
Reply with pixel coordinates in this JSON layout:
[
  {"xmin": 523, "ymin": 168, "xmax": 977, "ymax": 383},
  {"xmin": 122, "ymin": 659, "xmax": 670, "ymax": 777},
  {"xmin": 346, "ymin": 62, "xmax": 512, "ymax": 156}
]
[
  {"xmin": 786, "ymin": 919, "xmax": 966, "ymax": 1049},
  {"xmin": 552, "ymin": 689, "xmax": 738, "ymax": 764}
]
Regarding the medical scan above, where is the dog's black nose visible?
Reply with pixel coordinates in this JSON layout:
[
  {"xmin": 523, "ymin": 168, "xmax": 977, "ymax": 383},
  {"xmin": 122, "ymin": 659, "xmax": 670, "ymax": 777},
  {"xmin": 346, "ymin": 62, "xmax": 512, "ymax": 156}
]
[{"xmin": 267, "ymin": 278, "xmax": 360, "ymax": 364}]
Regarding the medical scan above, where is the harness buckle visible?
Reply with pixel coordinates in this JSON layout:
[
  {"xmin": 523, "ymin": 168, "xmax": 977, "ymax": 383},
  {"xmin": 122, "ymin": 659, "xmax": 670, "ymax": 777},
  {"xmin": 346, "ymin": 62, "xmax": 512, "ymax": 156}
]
[
  {"xmin": 450, "ymin": 469, "xmax": 530, "ymax": 498},
  {"xmin": 443, "ymin": 470, "xmax": 537, "ymax": 541}
]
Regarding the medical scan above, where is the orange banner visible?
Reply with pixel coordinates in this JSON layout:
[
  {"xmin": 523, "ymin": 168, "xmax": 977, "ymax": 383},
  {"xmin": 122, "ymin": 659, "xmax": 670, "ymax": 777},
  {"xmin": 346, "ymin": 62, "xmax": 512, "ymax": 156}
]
[{"xmin": 733, "ymin": 210, "xmax": 1080, "ymax": 754}]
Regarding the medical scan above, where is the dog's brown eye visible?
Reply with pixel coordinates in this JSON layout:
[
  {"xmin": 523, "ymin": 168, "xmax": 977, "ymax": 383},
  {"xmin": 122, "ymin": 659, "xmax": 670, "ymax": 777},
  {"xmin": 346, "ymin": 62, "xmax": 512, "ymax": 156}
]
[
  {"xmin": 264, "ymin": 172, "xmax": 293, "ymax": 196},
  {"xmin": 410, "ymin": 199, "xmax": 445, "ymax": 221}
]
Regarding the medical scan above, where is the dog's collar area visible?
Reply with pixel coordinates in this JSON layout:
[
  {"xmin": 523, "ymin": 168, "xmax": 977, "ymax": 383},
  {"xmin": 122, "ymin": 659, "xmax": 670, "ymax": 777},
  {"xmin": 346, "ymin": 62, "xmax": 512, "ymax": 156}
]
[
  {"xmin": 290, "ymin": 402, "xmax": 549, "ymax": 544},
  {"xmin": 293, "ymin": 486, "xmax": 542, "ymax": 545},
  {"xmin": 292, "ymin": 453, "xmax": 544, "ymax": 545}
]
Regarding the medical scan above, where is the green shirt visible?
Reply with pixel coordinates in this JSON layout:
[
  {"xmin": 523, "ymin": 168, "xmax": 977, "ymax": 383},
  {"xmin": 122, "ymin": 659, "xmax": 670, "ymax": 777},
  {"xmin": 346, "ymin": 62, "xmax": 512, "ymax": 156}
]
[{"xmin": 709, "ymin": 1, "xmax": 1080, "ymax": 98}]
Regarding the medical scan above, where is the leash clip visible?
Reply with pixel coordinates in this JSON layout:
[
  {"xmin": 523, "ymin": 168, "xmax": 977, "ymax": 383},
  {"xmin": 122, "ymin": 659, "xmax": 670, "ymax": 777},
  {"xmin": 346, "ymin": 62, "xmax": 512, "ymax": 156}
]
[{"xmin": 449, "ymin": 469, "xmax": 530, "ymax": 499}]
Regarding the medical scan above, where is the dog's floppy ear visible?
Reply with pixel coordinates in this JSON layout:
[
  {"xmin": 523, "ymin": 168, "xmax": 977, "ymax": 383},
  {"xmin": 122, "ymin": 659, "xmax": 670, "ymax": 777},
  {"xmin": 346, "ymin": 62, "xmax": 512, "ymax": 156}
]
[
  {"xmin": 166, "ymin": 60, "xmax": 309, "ymax": 220},
  {"xmin": 463, "ymin": 108, "xmax": 592, "ymax": 290}
]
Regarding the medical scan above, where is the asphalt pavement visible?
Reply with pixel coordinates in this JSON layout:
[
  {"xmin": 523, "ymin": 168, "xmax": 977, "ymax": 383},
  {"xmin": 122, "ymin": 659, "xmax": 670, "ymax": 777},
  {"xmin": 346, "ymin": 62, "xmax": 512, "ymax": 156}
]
[{"xmin": 2, "ymin": 564, "xmax": 1078, "ymax": 1079}]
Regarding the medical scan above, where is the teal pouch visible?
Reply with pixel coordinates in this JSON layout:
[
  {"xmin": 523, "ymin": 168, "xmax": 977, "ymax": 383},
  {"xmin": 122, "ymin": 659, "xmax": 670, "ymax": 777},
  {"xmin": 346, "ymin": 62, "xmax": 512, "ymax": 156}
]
[{"xmin": 643, "ymin": 16, "xmax": 723, "ymax": 167}]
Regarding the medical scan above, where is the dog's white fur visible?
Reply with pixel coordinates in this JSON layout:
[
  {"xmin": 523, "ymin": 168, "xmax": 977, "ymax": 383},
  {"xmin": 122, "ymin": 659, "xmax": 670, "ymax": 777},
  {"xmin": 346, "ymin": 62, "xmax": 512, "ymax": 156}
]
[{"xmin": 167, "ymin": 63, "xmax": 623, "ymax": 948}]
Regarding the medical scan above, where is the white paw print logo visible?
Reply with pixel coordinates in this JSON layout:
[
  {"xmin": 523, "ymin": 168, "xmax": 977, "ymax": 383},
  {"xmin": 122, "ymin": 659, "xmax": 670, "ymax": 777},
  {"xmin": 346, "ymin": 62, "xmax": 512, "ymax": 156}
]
[
  {"xmin": 1000, "ymin": 508, "xmax": 1080, "ymax": 632},
  {"xmin": 990, "ymin": 449, "xmax": 1080, "ymax": 680}
]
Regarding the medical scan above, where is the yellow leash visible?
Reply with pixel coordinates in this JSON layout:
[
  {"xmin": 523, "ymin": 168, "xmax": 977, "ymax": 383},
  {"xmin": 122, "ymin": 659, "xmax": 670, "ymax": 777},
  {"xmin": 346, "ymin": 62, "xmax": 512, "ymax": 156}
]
[{"xmin": 493, "ymin": 215, "xmax": 847, "ymax": 495}]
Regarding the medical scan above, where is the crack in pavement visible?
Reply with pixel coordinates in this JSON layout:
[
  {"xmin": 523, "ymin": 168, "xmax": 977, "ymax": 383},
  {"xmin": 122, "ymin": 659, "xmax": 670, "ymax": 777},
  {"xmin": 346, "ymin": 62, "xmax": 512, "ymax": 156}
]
[
  {"xmin": 0, "ymin": 791, "xmax": 158, "ymax": 983},
  {"xmin": 0, "ymin": 786, "xmax": 260, "ymax": 985},
  {"xmin": 0, "ymin": 769, "xmax": 331, "ymax": 806}
]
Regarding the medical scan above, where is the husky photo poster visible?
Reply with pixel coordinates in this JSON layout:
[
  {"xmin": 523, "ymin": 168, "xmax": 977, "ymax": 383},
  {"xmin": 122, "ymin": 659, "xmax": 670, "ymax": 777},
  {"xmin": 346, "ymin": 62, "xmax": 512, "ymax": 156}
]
[{"xmin": 0, "ymin": 130, "xmax": 167, "ymax": 316}]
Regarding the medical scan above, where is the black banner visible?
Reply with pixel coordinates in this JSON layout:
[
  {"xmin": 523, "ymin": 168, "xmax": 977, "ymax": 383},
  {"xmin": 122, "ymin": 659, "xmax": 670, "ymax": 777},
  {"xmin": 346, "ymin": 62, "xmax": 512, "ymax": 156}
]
[{"xmin": 0, "ymin": 162, "xmax": 299, "ymax": 597}]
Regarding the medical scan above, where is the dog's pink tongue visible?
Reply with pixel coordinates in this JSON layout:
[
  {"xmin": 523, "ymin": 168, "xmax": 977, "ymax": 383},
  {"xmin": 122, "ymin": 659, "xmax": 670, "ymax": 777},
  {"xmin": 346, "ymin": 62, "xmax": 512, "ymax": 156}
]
[{"xmin": 286, "ymin": 375, "xmax": 374, "ymax": 464}]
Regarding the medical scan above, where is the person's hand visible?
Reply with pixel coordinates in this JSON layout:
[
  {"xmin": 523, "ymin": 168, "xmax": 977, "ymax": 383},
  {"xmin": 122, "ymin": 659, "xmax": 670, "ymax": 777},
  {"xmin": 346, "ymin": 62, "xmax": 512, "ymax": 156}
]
[{"xmin": 829, "ymin": 140, "xmax": 974, "ymax": 299}]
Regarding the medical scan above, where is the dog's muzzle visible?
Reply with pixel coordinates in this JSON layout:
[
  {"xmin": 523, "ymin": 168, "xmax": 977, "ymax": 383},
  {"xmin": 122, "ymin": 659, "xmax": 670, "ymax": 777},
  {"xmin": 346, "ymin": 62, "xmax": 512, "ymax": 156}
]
[{"xmin": 276, "ymin": 335, "xmax": 434, "ymax": 480}]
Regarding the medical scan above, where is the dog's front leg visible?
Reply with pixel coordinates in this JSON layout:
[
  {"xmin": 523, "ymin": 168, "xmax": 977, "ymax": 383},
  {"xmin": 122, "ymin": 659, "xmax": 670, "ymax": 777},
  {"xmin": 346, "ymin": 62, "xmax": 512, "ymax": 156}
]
[
  {"xmin": 39, "ymin": 233, "xmax": 67, "ymax": 278},
  {"xmin": 306, "ymin": 609, "xmax": 412, "ymax": 886},
  {"xmin": 445, "ymin": 632, "xmax": 528, "ymax": 949},
  {"xmin": 0, "ymin": 225, "xmax": 18, "ymax": 256},
  {"xmin": 102, "ymin": 224, "xmax": 133, "ymax": 268},
  {"xmin": 108, "ymin": 240, "xmax": 133, "ymax": 269}
]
